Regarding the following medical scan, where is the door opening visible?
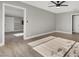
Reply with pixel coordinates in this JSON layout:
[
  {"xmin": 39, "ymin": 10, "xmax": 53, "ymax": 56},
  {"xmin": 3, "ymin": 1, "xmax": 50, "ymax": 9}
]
[
  {"xmin": 3, "ymin": 3, "xmax": 26, "ymax": 45},
  {"xmin": 72, "ymin": 15, "xmax": 79, "ymax": 34}
]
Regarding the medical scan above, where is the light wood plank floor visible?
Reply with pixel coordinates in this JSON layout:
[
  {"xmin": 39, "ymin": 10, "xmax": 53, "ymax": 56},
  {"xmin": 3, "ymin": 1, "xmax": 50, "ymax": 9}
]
[{"xmin": 0, "ymin": 32, "xmax": 79, "ymax": 57}]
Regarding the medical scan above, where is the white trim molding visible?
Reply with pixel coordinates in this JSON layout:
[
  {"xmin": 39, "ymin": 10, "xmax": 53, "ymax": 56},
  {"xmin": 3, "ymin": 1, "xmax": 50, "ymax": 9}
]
[
  {"xmin": 55, "ymin": 31, "xmax": 72, "ymax": 34},
  {"xmin": 2, "ymin": 3, "xmax": 26, "ymax": 46},
  {"xmin": 3, "ymin": 3, "xmax": 25, "ymax": 10},
  {"xmin": 24, "ymin": 31, "xmax": 72, "ymax": 40}
]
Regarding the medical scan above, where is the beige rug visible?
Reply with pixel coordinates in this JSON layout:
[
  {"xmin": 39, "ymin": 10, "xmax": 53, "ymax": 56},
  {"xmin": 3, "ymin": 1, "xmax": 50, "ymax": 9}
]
[
  {"xmin": 33, "ymin": 37, "xmax": 75, "ymax": 57},
  {"xmin": 28, "ymin": 36, "xmax": 56, "ymax": 47},
  {"xmin": 66, "ymin": 42, "xmax": 79, "ymax": 57},
  {"xmin": 28, "ymin": 36, "xmax": 76, "ymax": 57},
  {"xmin": 13, "ymin": 33, "xmax": 23, "ymax": 37}
]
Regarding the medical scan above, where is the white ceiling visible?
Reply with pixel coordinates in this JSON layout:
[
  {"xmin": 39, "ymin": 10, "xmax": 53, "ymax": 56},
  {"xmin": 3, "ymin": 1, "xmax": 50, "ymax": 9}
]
[{"xmin": 22, "ymin": 1, "xmax": 79, "ymax": 14}]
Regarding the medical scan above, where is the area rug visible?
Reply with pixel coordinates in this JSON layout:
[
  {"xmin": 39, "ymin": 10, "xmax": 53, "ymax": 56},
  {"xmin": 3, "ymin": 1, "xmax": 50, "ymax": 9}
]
[
  {"xmin": 28, "ymin": 36, "xmax": 56, "ymax": 47},
  {"xmin": 28, "ymin": 36, "xmax": 76, "ymax": 57},
  {"xmin": 13, "ymin": 33, "xmax": 23, "ymax": 37},
  {"xmin": 33, "ymin": 37, "xmax": 75, "ymax": 57},
  {"xmin": 66, "ymin": 42, "xmax": 79, "ymax": 57}
]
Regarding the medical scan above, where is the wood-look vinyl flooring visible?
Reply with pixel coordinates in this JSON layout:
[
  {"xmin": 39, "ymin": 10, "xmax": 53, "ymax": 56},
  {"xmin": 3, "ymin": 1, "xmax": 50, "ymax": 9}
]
[{"xmin": 0, "ymin": 32, "xmax": 78, "ymax": 57}]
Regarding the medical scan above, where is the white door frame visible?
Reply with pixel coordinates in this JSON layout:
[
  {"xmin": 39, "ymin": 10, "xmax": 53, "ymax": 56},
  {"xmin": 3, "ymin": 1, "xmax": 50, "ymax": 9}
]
[
  {"xmin": 2, "ymin": 3, "xmax": 26, "ymax": 46},
  {"xmin": 71, "ymin": 13, "xmax": 79, "ymax": 34}
]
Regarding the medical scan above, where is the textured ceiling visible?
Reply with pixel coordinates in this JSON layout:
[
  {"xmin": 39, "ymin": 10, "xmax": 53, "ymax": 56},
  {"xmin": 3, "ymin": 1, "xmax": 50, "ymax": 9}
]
[{"xmin": 22, "ymin": 1, "xmax": 79, "ymax": 13}]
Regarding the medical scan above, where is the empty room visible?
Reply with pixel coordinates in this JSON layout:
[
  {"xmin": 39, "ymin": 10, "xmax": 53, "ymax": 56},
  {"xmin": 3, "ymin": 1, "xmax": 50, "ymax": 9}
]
[
  {"xmin": 0, "ymin": 0, "xmax": 79, "ymax": 57},
  {"xmin": 5, "ymin": 4, "xmax": 24, "ymax": 46}
]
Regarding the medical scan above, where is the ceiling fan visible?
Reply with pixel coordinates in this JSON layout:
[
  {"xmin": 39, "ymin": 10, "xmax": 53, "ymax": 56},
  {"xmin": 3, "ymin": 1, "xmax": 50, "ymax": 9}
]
[{"xmin": 48, "ymin": 1, "xmax": 68, "ymax": 8}]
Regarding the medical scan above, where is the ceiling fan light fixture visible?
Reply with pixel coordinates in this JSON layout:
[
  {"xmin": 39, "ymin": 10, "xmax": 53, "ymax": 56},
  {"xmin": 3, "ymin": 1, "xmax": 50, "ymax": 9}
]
[
  {"xmin": 49, "ymin": 1, "xmax": 68, "ymax": 8},
  {"xmin": 56, "ymin": 6, "xmax": 60, "ymax": 8}
]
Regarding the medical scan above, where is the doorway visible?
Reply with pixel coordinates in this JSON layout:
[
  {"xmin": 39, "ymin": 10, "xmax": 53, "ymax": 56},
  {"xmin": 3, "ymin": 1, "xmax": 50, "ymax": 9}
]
[
  {"xmin": 3, "ymin": 3, "xmax": 26, "ymax": 45},
  {"xmin": 72, "ymin": 15, "xmax": 79, "ymax": 34}
]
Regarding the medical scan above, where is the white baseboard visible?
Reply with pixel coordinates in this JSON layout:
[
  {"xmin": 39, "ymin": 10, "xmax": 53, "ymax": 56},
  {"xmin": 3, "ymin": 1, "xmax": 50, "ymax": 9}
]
[
  {"xmin": 24, "ymin": 31, "xmax": 55, "ymax": 40},
  {"xmin": 55, "ymin": 31, "xmax": 72, "ymax": 34},
  {"xmin": 24, "ymin": 31, "xmax": 72, "ymax": 40}
]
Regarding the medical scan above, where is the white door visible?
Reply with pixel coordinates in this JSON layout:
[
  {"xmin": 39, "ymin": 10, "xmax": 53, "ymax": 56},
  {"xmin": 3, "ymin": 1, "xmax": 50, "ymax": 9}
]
[{"xmin": 73, "ymin": 15, "xmax": 79, "ymax": 33}]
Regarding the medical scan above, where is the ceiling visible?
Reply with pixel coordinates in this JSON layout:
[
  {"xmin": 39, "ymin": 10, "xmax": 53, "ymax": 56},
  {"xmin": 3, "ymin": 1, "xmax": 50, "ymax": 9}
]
[{"xmin": 22, "ymin": 1, "xmax": 79, "ymax": 14}]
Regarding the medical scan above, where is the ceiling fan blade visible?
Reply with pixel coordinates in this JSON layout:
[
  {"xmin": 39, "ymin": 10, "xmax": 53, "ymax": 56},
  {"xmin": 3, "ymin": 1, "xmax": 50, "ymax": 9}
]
[
  {"xmin": 61, "ymin": 5, "xmax": 68, "ymax": 6},
  {"xmin": 60, "ymin": 1, "xmax": 65, "ymax": 5},
  {"xmin": 51, "ymin": 1, "xmax": 56, "ymax": 4},
  {"xmin": 48, "ymin": 5, "xmax": 55, "ymax": 7}
]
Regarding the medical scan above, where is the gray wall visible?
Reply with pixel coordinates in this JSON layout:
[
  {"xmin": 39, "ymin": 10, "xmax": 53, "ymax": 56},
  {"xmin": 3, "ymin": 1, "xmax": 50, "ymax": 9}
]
[
  {"xmin": 56, "ymin": 12, "xmax": 72, "ymax": 34},
  {"xmin": 5, "ymin": 16, "xmax": 14, "ymax": 32},
  {"xmin": 5, "ymin": 5, "xmax": 24, "ymax": 17},
  {"xmin": 0, "ymin": 1, "xmax": 55, "ymax": 45},
  {"xmin": 26, "ymin": 5, "xmax": 55, "ymax": 36},
  {"xmin": 5, "ymin": 16, "xmax": 23, "ymax": 32}
]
